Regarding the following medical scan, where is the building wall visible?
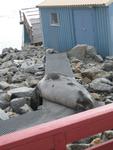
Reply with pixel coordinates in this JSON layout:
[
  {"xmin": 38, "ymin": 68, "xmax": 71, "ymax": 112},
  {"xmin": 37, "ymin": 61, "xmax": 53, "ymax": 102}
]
[
  {"xmin": 40, "ymin": 6, "xmax": 112, "ymax": 56},
  {"xmin": 40, "ymin": 8, "xmax": 75, "ymax": 52},
  {"xmin": 24, "ymin": 25, "xmax": 31, "ymax": 44},
  {"xmin": 94, "ymin": 7, "xmax": 110, "ymax": 56},
  {"xmin": 108, "ymin": 3, "xmax": 113, "ymax": 55}
]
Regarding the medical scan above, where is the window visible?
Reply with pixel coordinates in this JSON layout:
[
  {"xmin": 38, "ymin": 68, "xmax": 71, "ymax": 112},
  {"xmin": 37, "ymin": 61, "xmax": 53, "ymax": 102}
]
[{"xmin": 50, "ymin": 13, "xmax": 60, "ymax": 26}]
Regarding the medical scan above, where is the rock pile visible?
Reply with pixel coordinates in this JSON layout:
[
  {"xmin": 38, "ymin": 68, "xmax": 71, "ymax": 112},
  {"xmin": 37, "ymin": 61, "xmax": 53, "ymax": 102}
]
[
  {"xmin": 67, "ymin": 44, "xmax": 113, "ymax": 149},
  {"xmin": 0, "ymin": 45, "xmax": 45, "ymax": 120},
  {"xmin": 68, "ymin": 44, "xmax": 113, "ymax": 105}
]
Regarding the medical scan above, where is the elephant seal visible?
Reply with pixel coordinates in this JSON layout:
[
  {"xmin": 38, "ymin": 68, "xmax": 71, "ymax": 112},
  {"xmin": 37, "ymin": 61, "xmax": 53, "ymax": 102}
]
[{"xmin": 32, "ymin": 73, "xmax": 95, "ymax": 111}]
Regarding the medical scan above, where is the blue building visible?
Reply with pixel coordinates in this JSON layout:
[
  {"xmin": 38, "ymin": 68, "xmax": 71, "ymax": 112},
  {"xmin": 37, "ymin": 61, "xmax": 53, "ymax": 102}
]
[{"xmin": 38, "ymin": 0, "xmax": 113, "ymax": 56}]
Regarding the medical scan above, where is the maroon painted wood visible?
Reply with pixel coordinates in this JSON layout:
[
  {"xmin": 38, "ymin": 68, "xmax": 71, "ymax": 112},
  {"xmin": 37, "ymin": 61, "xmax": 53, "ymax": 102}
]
[{"xmin": 0, "ymin": 104, "xmax": 113, "ymax": 150}]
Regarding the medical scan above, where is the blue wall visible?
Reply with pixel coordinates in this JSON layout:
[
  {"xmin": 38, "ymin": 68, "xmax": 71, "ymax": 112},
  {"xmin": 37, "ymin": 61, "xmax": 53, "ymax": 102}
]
[
  {"xmin": 24, "ymin": 25, "xmax": 31, "ymax": 44},
  {"xmin": 108, "ymin": 3, "xmax": 113, "ymax": 55},
  {"xmin": 40, "ymin": 8, "xmax": 75, "ymax": 52},
  {"xmin": 40, "ymin": 5, "xmax": 113, "ymax": 56}
]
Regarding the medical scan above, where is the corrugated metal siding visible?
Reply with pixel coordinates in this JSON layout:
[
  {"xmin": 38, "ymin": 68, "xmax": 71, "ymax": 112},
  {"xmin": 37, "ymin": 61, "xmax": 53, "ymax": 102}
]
[
  {"xmin": 40, "ymin": 6, "xmax": 112, "ymax": 56},
  {"xmin": 94, "ymin": 7, "xmax": 110, "ymax": 56},
  {"xmin": 73, "ymin": 8, "xmax": 95, "ymax": 46},
  {"xmin": 108, "ymin": 3, "xmax": 113, "ymax": 55},
  {"xmin": 40, "ymin": 8, "xmax": 75, "ymax": 52},
  {"xmin": 24, "ymin": 25, "xmax": 31, "ymax": 44}
]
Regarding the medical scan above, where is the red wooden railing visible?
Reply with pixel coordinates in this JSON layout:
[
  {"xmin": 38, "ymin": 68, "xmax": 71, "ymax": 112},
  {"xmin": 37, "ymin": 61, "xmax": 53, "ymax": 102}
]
[{"xmin": 0, "ymin": 103, "xmax": 113, "ymax": 150}]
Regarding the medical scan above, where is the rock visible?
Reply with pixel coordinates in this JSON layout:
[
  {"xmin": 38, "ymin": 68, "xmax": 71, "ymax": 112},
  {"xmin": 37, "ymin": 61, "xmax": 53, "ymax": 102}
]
[
  {"xmin": 67, "ymin": 44, "xmax": 87, "ymax": 60},
  {"xmin": 24, "ymin": 64, "xmax": 44, "ymax": 74},
  {"xmin": 68, "ymin": 44, "xmax": 102, "ymax": 63},
  {"xmin": 46, "ymin": 48, "xmax": 55, "ymax": 54},
  {"xmin": 90, "ymin": 78, "xmax": 113, "ymax": 93},
  {"xmin": 35, "ymin": 71, "xmax": 44, "ymax": 76},
  {"xmin": 13, "ymin": 60, "xmax": 24, "ymax": 66},
  {"xmin": 67, "ymin": 143, "xmax": 90, "ymax": 150},
  {"xmin": 81, "ymin": 66, "xmax": 102, "ymax": 80},
  {"xmin": 91, "ymin": 93, "xmax": 101, "ymax": 101},
  {"xmin": 90, "ymin": 138, "xmax": 103, "ymax": 146},
  {"xmin": 94, "ymin": 55, "xmax": 103, "ymax": 63},
  {"xmin": 1, "ymin": 60, "xmax": 13, "ymax": 68},
  {"xmin": 102, "ymin": 61, "xmax": 113, "ymax": 71},
  {"xmin": 26, "ymin": 78, "xmax": 39, "ymax": 87},
  {"xmin": 10, "ymin": 97, "xmax": 31, "ymax": 114},
  {"xmin": 0, "ymin": 100, "xmax": 9, "ymax": 109},
  {"xmin": 36, "ymin": 73, "xmax": 95, "ymax": 112},
  {"xmin": 82, "ymin": 77, "xmax": 92, "ymax": 84},
  {"xmin": 105, "ymin": 99, "xmax": 113, "ymax": 104},
  {"xmin": 20, "ymin": 104, "xmax": 32, "ymax": 114},
  {"xmin": 103, "ymin": 130, "xmax": 113, "ymax": 140},
  {"xmin": 0, "ymin": 93, "xmax": 11, "ymax": 101},
  {"xmin": 21, "ymin": 59, "xmax": 35, "ymax": 70},
  {"xmin": 8, "ymin": 66, "xmax": 18, "ymax": 73},
  {"xmin": 0, "ymin": 108, "xmax": 9, "ymax": 120},
  {"xmin": 106, "ymin": 56, "xmax": 113, "ymax": 61},
  {"xmin": 7, "ymin": 87, "xmax": 34, "ymax": 98},
  {"xmin": 0, "ymin": 81, "xmax": 10, "ymax": 90},
  {"xmin": 12, "ymin": 72, "xmax": 26, "ymax": 83},
  {"xmin": 7, "ymin": 112, "xmax": 18, "ymax": 118},
  {"xmin": 95, "ymin": 71, "xmax": 113, "ymax": 80}
]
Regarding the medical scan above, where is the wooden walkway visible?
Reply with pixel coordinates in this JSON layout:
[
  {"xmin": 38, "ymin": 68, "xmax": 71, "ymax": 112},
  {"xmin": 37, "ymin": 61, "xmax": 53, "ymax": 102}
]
[{"xmin": 19, "ymin": 7, "xmax": 43, "ymax": 44}]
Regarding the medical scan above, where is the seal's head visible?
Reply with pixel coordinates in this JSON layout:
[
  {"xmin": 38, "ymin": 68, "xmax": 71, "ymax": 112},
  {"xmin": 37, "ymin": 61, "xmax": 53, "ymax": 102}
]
[{"xmin": 76, "ymin": 91, "xmax": 94, "ymax": 112}]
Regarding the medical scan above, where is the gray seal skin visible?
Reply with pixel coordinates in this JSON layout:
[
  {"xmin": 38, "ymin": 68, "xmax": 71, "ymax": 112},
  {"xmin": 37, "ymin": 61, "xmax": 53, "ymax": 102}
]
[{"xmin": 36, "ymin": 73, "xmax": 95, "ymax": 111}]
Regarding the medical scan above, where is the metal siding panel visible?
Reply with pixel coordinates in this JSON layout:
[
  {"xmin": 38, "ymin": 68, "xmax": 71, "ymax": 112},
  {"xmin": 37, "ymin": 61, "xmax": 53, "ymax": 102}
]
[
  {"xmin": 24, "ymin": 25, "xmax": 31, "ymax": 44},
  {"xmin": 73, "ymin": 8, "xmax": 95, "ymax": 46},
  {"xmin": 40, "ymin": 8, "xmax": 75, "ymax": 52},
  {"xmin": 94, "ymin": 7, "xmax": 109, "ymax": 56},
  {"xmin": 108, "ymin": 3, "xmax": 113, "ymax": 55}
]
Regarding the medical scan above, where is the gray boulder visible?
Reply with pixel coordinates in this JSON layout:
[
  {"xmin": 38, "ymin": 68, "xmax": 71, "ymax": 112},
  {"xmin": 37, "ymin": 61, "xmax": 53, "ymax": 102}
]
[
  {"xmin": 10, "ymin": 97, "xmax": 31, "ymax": 114},
  {"xmin": 12, "ymin": 72, "xmax": 26, "ymax": 83},
  {"xmin": 68, "ymin": 44, "xmax": 103, "ymax": 63},
  {"xmin": 102, "ymin": 61, "xmax": 113, "ymax": 71},
  {"xmin": 0, "ymin": 81, "xmax": 10, "ymax": 90},
  {"xmin": 90, "ymin": 78, "xmax": 113, "ymax": 93},
  {"xmin": 0, "ymin": 100, "xmax": 9, "ymax": 109},
  {"xmin": 7, "ymin": 87, "xmax": 34, "ymax": 98}
]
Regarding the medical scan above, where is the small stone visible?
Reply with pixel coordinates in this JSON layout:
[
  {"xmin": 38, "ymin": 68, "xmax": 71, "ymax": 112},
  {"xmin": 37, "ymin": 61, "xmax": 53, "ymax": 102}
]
[
  {"xmin": 7, "ymin": 112, "xmax": 18, "ymax": 118},
  {"xmin": 20, "ymin": 104, "xmax": 32, "ymax": 114},
  {"xmin": 0, "ymin": 108, "xmax": 9, "ymax": 120},
  {"xmin": 91, "ymin": 93, "xmax": 101, "ymax": 101},
  {"xmin": 94, "ymin": 55, "xmax": 103, "ymax": 63},
  {"xmin": 67, "ymin": 143, "xmax": 91, "ymax": 150},
  {"xmin": 91, "ymin": 138, "xmax": 103, "ymax": 146},
  {"xmin": 0, "ymin": 81, "xmax": 10, "ymax": 90},
  {"xmin": 35, "ymin": 71, "xmax": 44, "ymax": 76},
  {"xmin": 104, "ymin": 130, "xmax": 113, "ymax": 140},
  {"xmin": 105, "ymin": 99, "xmax": 113, "ymax": 104}
]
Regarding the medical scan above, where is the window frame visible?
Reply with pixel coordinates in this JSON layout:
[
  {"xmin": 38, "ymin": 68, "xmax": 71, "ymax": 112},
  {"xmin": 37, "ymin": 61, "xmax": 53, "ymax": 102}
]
[{"xmin": 50, "ymin": 13, "xmax": 60, "ymax": 26}]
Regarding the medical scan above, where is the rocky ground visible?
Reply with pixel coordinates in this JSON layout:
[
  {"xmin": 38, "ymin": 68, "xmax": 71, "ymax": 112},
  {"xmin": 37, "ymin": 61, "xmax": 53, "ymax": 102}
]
[
  {"xmin": 0, "ymin": 44, "xmax": 113, "ymax": 149},
  {"xmin": 0, "ymin": 45, "xmax": 45, "ymax": 119},
  {"xmin": 67, "ymin": 44, "xmax": 113, "ymax": 149}
]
